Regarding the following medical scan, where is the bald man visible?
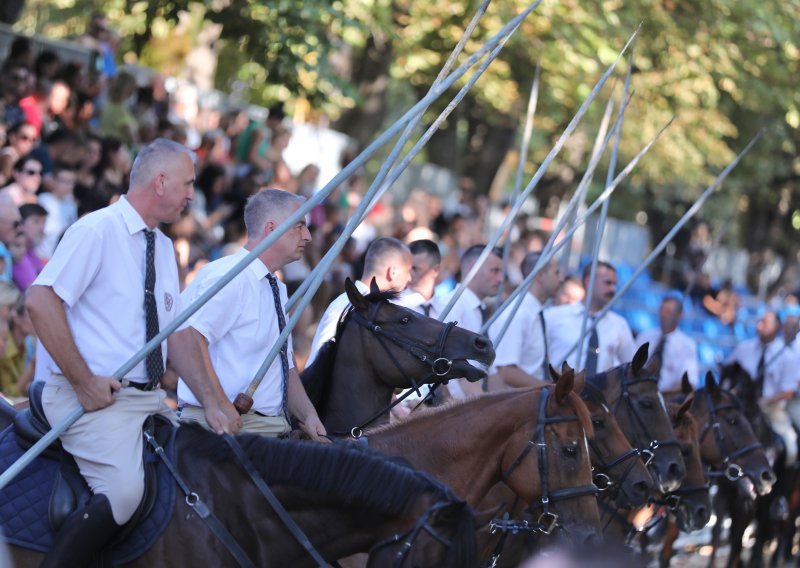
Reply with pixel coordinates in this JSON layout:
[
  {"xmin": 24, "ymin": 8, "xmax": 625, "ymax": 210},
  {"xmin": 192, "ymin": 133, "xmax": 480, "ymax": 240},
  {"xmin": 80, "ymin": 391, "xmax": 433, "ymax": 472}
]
[
  {"xmin": 27, "ymin": 138, "xmax": 207, "ymax": 567},
  {"xmin": 307, "ymin": 237, "xmax": 412, "ymax": 365}
]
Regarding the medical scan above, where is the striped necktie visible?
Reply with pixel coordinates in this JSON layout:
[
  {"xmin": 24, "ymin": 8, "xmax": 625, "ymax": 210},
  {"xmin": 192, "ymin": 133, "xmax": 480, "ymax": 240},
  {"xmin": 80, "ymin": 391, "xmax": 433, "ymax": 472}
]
[
  {"xmin": 266, "ymin": 273, "xmax": 289, "ymax": 419},
  {"xmin": 143, "ymin": 230, "xmax": 163, "ymax": 388}
]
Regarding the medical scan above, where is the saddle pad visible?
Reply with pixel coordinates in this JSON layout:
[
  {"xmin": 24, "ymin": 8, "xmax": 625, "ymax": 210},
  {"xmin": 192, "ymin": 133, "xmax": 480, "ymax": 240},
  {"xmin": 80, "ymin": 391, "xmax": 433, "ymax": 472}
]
[{"xmin": 0, "ymin": 425, "xmax": 177, "ymax": 564}]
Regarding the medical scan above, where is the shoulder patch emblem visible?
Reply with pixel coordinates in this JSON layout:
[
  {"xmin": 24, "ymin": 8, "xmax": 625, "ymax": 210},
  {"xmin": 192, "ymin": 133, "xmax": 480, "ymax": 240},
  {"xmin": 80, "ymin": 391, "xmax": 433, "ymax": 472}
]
[{"xmin": 164, "ymin": 292, "xmax": 174, "ymax": 312}]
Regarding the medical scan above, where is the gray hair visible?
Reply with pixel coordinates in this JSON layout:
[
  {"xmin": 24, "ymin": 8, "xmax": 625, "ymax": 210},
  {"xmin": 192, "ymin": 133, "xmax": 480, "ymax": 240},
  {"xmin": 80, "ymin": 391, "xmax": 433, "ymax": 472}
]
[
  {"xmin": 130, "ymin": 138, "xmax": 196, "ymax": 187},
  {"xmin": 244, "ymin": 189, "xmax": 305, "ymax": 238}
]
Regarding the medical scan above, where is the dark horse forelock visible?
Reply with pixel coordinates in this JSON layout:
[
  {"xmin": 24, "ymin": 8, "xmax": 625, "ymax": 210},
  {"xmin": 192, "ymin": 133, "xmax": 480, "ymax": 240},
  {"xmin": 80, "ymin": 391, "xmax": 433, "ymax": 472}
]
[{"xmin": 178, "ymin": 425, "xmax": 459, "ymax": 518}]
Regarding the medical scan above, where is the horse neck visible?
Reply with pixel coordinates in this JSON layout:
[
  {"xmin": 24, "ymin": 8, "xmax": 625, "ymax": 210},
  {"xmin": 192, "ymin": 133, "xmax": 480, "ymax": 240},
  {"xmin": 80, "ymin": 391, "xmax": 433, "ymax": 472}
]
[
  {"xmin": 324, "ymin": 324, "xmax": 396, "ymax": 433},
  {"xmin": 367, "ymin": 391, "xmax": 539, "ymax": 506}
]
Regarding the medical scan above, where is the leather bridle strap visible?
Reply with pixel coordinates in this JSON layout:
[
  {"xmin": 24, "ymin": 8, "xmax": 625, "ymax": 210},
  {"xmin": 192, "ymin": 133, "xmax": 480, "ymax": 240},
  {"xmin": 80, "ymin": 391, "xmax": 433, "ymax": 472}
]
[
  {"xmin": 614, "ymin": 377, "xmax": 681, "ymax": 459},
  {"xmin": 144, "ymin": 431, "xmax": 256, "ymax": 568}
]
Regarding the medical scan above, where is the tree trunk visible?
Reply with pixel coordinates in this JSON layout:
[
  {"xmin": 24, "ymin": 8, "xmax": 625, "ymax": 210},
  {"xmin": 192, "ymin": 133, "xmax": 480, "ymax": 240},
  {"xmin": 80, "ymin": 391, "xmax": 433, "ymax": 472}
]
[{"xmin": 462, "ymin": 97, "xmax": 517, "ymax": 194}]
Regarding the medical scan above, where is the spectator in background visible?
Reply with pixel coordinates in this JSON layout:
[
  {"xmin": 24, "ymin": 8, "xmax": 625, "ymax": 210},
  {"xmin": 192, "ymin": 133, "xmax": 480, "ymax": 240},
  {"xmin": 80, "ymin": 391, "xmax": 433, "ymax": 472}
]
[
  {"xmin": 0, "ymin": 155, "xmax": 42, "ymax": 205},
  {"xmin": 0, "ymin": 202, "xmax": 20, "ymax": 282},
  {"xmin": 18, "ymin": 80, "xmax": 51, "ymax": 136},
  {"xmin": 38, "ymin": 163, "xmax": 78, "ymax": 259},
  {"xmin": 13, "ymin": 203, "xmax": 47, "ymax": 290},
  {"xmin": 99, "ymin": 72, "xmax": 139, "ymax": 147},
  {"xmin": 34, "ymin": 50, "xmax": 61, "ymax": 82},
  {"xmin": 0, "ymin": 282, "xmax": 20, "ymax": 397},
  {"xmin": 0, "ymin": 122, "xmax": 37, "ymax": 186},
  {"xmin": 554, "ymin": 275, "xmax": 585, "ymax": 306},
  {"xmin": 1, "ymin": 60, "xmax": 31, "ymax": 127},
  {"xmin": 703, "ymin": 278, "xmax": 739, "ymax": 326},
  {"xmin": 399, "ymin": 239, "xmax": 441, "ymax": 317},
  {"xmin": 0, "ymin": 295, "xmax": 35, "ymax": 398},
  {"xmin": 76, "ymin": 136, "xmax": 130, "ymax": 215},
  {"xmin": 75, "ymin": 133, "xmax": 102, "ymax": 192}
]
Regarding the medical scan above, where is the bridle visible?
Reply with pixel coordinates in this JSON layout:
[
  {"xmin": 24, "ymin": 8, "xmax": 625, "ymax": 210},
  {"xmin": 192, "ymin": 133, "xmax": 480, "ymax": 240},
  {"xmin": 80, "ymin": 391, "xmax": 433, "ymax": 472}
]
[
  {"xmin": 484, "ymin": 389, "xmax": 598, "ymax": 567},
  {"xmin": 696, "ymin": 387, "xmax": 763, "ymax": 482},
  {"xmin": 586, "ymin": 405, "xmax": 644, "ymax": 502},
  {"xmin": 369, "ymin": 500, "xmax": 460, "ymax": 568},
  {"xmin": 337, "ymin": 300, "xmax": 463, "ymax": 437}
]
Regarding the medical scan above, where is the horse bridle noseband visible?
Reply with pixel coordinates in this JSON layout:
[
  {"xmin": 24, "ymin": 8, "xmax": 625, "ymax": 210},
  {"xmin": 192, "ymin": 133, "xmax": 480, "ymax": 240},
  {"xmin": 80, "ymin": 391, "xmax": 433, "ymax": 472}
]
[
  {"xmin": 338, "ymin": 301, "xmax": 464, "ymax": 437},
  {"xmin": 697, "ymin": 387, "xmax": 763, "ymax": 482}
]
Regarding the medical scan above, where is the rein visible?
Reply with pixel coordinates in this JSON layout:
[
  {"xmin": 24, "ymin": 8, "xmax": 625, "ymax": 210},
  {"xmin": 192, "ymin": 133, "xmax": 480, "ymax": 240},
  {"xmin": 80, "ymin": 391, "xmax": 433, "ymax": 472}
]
[
  {"xmin": 335, "ymin": 301, "xmax": 459, "ymax": 437},
  {"xmin": 696, "ymin": 387, "xmax": 763, "ymax": 482}
]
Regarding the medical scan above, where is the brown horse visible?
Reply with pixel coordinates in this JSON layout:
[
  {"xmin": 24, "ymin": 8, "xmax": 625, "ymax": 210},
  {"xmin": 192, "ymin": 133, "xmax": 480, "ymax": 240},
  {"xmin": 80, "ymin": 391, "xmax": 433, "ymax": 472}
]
[
  {"xmin": 365, "ymin": 366, "xmax": 602, "ymax": 547},
  {"xmin": 588, "ymin": 344, "xmax": 686, "ymax": 493},
  {"xmin": 302, "ymin": 278, "xmax": 495, "ymax": 435},
  {"xmin": 8, "ymin": 425, "xmax": 477, "ymax": 567}
]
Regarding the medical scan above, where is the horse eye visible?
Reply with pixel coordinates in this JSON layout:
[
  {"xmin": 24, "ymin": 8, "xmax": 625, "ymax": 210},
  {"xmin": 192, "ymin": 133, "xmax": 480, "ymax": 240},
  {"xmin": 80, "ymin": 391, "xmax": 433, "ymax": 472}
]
[
  {"xmin": 591, "ymin": 418, "xmax": 604, "ymax": 428},
  {"xmin": 399, "ymin": 316, "xmax": 410, "ymax": 325},
  {"xmin": 562, "ymin": 444, "xmax": 578, "ymax": 457},
  {"xmin": 727, "ymin": 417, "xmax": 738, "ymax": 426},
  {"xmin": 639, "ymin": 399, "xmax": 654, "ymax": 410}
]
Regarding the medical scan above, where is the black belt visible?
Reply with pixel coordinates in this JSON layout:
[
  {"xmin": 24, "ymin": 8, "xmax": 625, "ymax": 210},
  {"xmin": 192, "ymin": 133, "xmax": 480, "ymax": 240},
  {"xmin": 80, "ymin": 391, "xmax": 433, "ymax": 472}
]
[{"xmin": 122, "ymin": 380, "xmax": 157, "ymax": 391}]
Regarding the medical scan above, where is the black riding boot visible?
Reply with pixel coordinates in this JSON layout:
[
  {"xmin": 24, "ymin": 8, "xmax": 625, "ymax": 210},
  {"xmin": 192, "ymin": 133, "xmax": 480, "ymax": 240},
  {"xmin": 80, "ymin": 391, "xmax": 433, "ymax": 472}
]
[{"xmin": 41, "ymin": 494, "xmax": 121, "ymax": 568}]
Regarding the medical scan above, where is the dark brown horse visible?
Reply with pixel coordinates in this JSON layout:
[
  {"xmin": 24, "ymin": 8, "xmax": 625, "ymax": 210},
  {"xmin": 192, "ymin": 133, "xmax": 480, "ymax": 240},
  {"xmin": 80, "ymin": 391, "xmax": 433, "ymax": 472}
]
[
  {"xmin": 588, "ymin": 344, "xmax": 686, "ymax": 494},
  {"xmin": 365, "ymin": 366, "xmax": 602, "ymax": 547},
  {"xmin": 9, "ymin": 425, "xmax": 477, "ymax": 567},
  {"xmin": 302, "ymin": 278, "xmax": 495, "ymax": 435}
]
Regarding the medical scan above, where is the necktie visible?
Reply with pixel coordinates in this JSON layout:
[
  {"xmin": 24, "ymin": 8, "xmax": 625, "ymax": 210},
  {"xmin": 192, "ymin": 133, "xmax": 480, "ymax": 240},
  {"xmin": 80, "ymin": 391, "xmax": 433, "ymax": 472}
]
[
  {"xmin": 539, "ymin": 310, "xmax": 550, "ymax": 380},
  {"xmin": 479, "ymin": 304, "xmax": 488, "ymax": 326},
  {"xmin": 266, "ymin": 273, "xmax": 289, "ymax": 419},
  {"xmin": 585, "ymin": 317, "xmax": 600, "ymax": 377},
  {"xmin": 144, "ymin": 230, "xmax": 163, "ymax": 388},
  {"xmin": 421, "ymin": 303, "xmax": 432, "ymax": 317},
  {"xmin": 755, "ymin": 343, "xmax": 767, "ymax": 397},
  {"xmin": 652, "ymin": 333, "xmax": 667, "ymax": 362}
]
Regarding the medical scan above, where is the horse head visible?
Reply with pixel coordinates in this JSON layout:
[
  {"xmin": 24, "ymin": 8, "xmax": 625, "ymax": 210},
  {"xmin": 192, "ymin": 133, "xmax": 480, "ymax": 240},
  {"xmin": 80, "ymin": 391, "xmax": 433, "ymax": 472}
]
[
  {"xmin": 684, "ymin": 372, "xmax": 776, "ymax": 497},
  {"xmin": 590, "ymin": 342, "xmax": 686, "ymax": 493},
  {"xmin": 666, "ymin": 399, "xmax": 711, "ymax": 532},
  {"xmin": 503, "ymin": 364, "xmax": 601, "ymax": 547},
  {"xmin": 344, "ymin": 277, "xmax": 496, "ymax": 387},
  {"xmin": 580, "ymin": 380, "xmax": 654, "ymax": 509}
]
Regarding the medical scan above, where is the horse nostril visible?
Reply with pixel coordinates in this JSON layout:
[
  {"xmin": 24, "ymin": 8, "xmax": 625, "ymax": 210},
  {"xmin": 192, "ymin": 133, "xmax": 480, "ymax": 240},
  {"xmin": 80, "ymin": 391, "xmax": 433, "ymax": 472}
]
[
  {"xmin": 473, "ymin": 336, "xmax": 488, "ymax": 351},
  {"xmin": 762, "ymin": 469, "xmax": 776, "ymax": 484},
  {"xmin": 668, "ymin": 462, "xmax": 685, "ymax": 481}
]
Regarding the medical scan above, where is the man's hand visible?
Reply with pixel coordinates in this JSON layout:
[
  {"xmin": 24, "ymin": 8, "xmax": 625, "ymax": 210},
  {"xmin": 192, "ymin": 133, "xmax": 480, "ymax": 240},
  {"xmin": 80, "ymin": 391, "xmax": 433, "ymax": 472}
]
[
  {"xmin": 75, "ymin": 375, "xmax": 120, "ymax": 411},
  {"xmin": 298, "ymin": 413, "xmax": 328, "ymax": 443},
  {"xmin": 204, "ymin": 400, "xmax": 243, "ymax": 435}
]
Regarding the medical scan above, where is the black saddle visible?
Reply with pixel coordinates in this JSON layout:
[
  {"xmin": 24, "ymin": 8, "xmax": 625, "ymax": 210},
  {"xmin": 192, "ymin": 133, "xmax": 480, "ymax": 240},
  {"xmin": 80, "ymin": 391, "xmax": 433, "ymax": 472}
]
[{"xmin": 13, "ymin": 381, "xmax": 172, "ymax": 540}]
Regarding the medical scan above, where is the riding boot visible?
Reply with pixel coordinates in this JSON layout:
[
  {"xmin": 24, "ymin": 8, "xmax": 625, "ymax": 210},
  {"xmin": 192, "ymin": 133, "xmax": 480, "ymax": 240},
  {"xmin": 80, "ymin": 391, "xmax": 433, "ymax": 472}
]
[{"xmin": 41, "ymin": 494, "xmax": 121, "ymax": 568}]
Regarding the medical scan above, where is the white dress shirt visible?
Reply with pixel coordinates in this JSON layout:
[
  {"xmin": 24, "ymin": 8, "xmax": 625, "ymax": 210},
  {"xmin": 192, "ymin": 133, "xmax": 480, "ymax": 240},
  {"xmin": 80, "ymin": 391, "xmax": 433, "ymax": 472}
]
[
  {"xmin": 434, "ymin": 287, "xmax": 485, "ymax": 334},
  {"xmin": 395, "ymin": 290, "xmax": 438, "ymax": 318},
  {"xmin": 544, "ymin": 303, "xmax": 636, "ymax": 374},
  {"xmin": 307, "ymin": 279, "xmax": 369, "ymax": 366},
  {"xmin": 33, "ymin": 197, "xmax": 179, "ymax": 383},
  {"xmin": 176, "ymin": 248, "xmax": 293, "ymax": 416},
  {"xmin": 489, "ymin": 292, "xmax": 545, "ymax": 378},
  {"xmin": 635, "ymin": 327, "xmax": 699, "ymax": 391},
  {"xmin": 726, "ymin": 337, "xmax": 797, "ymax": 399}
]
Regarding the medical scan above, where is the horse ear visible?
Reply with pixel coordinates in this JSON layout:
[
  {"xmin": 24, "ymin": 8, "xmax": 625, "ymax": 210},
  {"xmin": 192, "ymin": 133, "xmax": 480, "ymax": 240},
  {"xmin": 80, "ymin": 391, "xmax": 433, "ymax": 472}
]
[
  {"xmin": 555, "ymin": 366, "xmax": 575, "ymax": 404},
  {"xmin": 681, "ymin": 372, "xmax": 693, "ymax": 395},
  {"xmin": 631, "ymin": 343, "xmax": 649, "ymax": 376},
  {"xmin": 573, "ymin": 370, "xmax": 586, "ymax": 396},
  {"xmin": 548, "ymin": 364, "xmax": 560, "ymax": 383},
  {"xmin": 675, "ymin": 396, "xmax": 692, "ymax": 423},
  {"xmin": 369, "ymin": 277, "xmax": 381, "ymax": 295},
  {"xmin": 705, "ymin": 371, "xmax": 719, "ymax": 396},
  {"xmin": 345, "ymin": 278, "xmax": 369, "ymax": 311},
  {"xmin": 644, "ymin": 347, "xmax": 662, "ymax": 376}
]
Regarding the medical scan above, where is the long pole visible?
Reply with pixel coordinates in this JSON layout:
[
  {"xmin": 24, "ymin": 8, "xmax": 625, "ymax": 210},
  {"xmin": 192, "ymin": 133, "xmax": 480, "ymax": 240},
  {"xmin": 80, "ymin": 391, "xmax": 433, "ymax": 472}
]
[
  {"xmin": 575, "ymin": 44, "xmax": 636, "ymax": 366},
  {"xmin": 0, "ymin": 1, "xmax": 540, "ymax": 491},
  {"xmin": 242, "ymin": 24, "xmax": 526, "ymax": 400},
  {"xmin": 438, "ymin": 25, "xmax": 641, "ymax": 322},
  {"xmin": 484, "ymin": 114, "xmax": 673, "ymax": 341},
  {"xmin": 557, "ymin": 131, "xmax": 765, "ymax": 366}
]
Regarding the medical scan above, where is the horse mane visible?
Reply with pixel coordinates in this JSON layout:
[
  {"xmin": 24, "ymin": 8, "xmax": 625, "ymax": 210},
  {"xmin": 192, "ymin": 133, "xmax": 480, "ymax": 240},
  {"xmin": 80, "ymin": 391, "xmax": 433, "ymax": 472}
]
[
  {"xmin": 178, "ymin": 424, "xmax": 458, "ymax": 517},
  {"xmin": 563, "ymin": 390, "xmax": 594, "ymax": 440}
]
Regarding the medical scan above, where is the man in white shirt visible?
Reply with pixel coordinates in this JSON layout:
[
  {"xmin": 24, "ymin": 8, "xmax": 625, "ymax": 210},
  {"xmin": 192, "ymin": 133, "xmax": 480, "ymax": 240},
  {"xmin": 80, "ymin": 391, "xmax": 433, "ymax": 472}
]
[
  {"xmin": 726, "ymin": 311, "xmax": 798, "ymax": 465},
  {"xmin": 635, "ymin": 293, "xmax": 699, "ymax": 392},
  {"xmin": 544, "ymin": 261, "xmax": 636, "ymax": 375},
  {"xmin": 554, "ymin": 275, "xmax": 585, "ymax": 306},
  {"xmin": 397, "ymin": 239, "xmax": 441, "ymax": 317},
  {"xmin": 489, "ymin": 251, "xmax": 561, "ymax": 389},
  {"xmin": 434, "ymin": 244, "xmax": 503, "ymax": 397},
  {"xmin": 307, "ymin": 237, "xmax": 412, "ymax": 365},
  {"xmin": 172, "ymin": 189, "xmax": 325, "ymax": 440},
  {"xmin": 26, "ymin": 139, "xmax": 215, "ymax": 567}
]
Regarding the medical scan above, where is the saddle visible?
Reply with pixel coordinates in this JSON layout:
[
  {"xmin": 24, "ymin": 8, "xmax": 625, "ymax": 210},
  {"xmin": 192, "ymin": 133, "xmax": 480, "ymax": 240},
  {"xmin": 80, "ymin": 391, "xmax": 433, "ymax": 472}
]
[{"xmin": 13, "ymin": 382, "xmax": 172, "ymax": 539}]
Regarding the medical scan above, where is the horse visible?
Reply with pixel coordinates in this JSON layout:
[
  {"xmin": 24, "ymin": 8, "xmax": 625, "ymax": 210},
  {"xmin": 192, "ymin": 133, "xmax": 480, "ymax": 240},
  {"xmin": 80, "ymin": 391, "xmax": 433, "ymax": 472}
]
[
  {"xmin": 702, "ymin": 363, "xmax": 782, "ymax": 568},
  {"xmin": 7, "ymin": 424, "xmax": 477, "ymax": 567},
  {"xmin": 365, "ymin": 365, "xmax": 603, "ymax": 548},
  {"xmin": 587, "ymin": 343, "xmax": 686, "ymax": 494},
  {"xmin": 654, "ymin": 399, "xmax": 712, "ymax": 568},
  {"xmin": 302, "ymin": 278, "xmax": 495, "ymax": 435}
]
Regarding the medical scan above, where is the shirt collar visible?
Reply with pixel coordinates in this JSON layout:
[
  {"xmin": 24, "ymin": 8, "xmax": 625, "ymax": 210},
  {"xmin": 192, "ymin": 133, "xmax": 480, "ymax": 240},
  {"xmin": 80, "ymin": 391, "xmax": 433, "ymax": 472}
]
[
  {"xmin": 236, "ymin": 247, "xmax": 270, "ymax": 280},
  {"xmin": 354, "ymin": 280, "xmax": 370, "ymax": 294},
  {"xmin": 460, "ymin": 287, "xmax": 484, "ymax": 311},
  {"xmin": 116, "ymin": 196, "xmax": 149, "ymax": 236}
]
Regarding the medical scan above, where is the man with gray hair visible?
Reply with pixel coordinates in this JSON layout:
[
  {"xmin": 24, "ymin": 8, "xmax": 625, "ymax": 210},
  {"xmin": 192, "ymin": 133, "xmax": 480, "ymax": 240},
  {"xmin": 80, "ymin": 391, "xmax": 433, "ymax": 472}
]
[
  {"xmin": 27, "ymin": 138, "xmax": 198, "ymax": 566},
  {"xmin": 172, "ymin": 188, "xmax": 326, "ymax": 440}
]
